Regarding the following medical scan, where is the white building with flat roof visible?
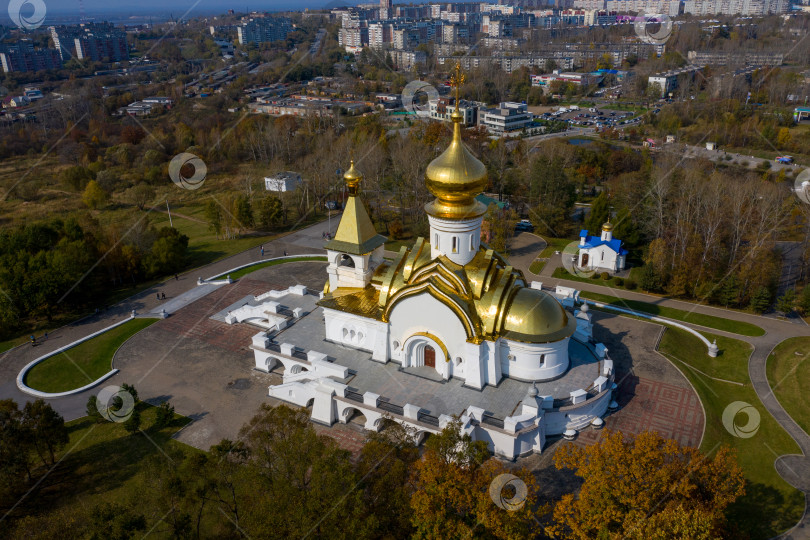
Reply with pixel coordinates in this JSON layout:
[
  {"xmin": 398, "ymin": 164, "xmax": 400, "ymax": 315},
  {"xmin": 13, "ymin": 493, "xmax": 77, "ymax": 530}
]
[
  {"xmin": 265, "ymin": 171, "xmax": 303, "ymax": 192},
  {"xmin": 480, "ymin": 102, "xmax": 533, "ymax": 134}
]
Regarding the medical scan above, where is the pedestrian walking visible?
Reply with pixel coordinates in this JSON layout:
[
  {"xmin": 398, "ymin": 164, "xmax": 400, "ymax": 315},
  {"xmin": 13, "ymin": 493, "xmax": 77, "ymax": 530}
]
[
  {"xmin": 175, "ymin": 274, "xmax": 179, "ymax": 280},
  {"xmin": 261, "ymin": 246, "xmax": 264, "ymax": 257},
  {"xmin": 284, "ymin": 250, "xmax": 288, "ymax": 256},
  {"xmin": 44, "ymin": 332, "xmax": 48, "ymax": 341},
  {"xmin": 161, "ymin": 292, "xmax": 166, "ymax": 300},
  {"xmin": 30, "ymin": 335, "xmax": 35, "ymax": 346},
  {"xmin": 156, "ymin": 293, "xmax": 160, "ymax": 301}
]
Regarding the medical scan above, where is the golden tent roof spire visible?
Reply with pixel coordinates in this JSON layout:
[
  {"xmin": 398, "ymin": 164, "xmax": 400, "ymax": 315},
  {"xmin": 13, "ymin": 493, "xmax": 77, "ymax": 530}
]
[
  {"xmin": 324, "ymin": 160, "xmax": 387, "ymax": 255},
  {"xmin": 424, "ymin": 62, "xmax": 487, "ymax": 220}
]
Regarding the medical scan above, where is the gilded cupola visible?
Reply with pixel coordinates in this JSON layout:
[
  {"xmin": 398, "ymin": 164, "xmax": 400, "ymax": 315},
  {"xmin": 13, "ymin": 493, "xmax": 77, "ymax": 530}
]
[{"xmin": 424, "ymin": 64, "xmax": 487, "ymax": 221}]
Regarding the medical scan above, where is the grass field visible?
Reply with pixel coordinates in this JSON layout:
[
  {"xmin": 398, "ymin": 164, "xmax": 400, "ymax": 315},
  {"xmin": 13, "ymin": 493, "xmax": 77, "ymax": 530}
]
[
  {"xmin": 24, "ymin": 318, "xmax": 157, "ymax": 393},
  {"xmin": 575, "ymin": 290, "xmax": 765, "ymax": 337},
  {"xmin": 529, "ymin": 259, "xmax": 546, "ymax": 274},
  {"xmin": 222, "ymin": 256, "xmax": 328, "ymax": 280},
  {"xmin": 658, "ymin": 328, "xmax": 804, "ymax": 537},
  {"xmin": 766, "ymin": 337, "xmax": 810, "ymax": 435}
]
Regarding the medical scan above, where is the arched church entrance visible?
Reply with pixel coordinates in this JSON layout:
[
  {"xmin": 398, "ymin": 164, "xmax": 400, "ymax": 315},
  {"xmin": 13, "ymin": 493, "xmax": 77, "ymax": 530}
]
[{"xmin": 403, "ymin": 334, "xmax": 447, "ymax": 378}]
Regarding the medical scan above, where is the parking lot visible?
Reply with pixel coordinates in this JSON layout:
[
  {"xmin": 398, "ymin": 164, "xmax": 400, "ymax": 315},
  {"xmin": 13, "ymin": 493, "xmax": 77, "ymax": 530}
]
[{"xmin": 539, "ymin": 105, "xmax": 642, "ymax": 129}]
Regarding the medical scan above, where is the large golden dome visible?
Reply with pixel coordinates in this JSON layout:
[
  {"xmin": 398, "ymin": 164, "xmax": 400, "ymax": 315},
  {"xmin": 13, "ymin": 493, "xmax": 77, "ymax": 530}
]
[
  {"xmin": 501, "ymin": 287, "xmax": 577, "ymax": 343},
  {"xmin": 424, "ymin": 109, "xmax": 487, "ymax": 220}
]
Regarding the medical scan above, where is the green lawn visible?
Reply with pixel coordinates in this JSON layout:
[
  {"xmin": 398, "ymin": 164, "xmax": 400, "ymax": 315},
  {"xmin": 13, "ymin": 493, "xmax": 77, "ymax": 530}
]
[
  {"xmin": 223, "ymin": 256, "xmax": 328, "ymax": 280},
  {"xmin": 3, "ymin": 403, "xmax": 197, "ymax": 535},
  {"xmin": 766, "ymin": 337, "xmax": 810, "ymax": 435},
  {"xmin": 658, "ymin": 328, "xmax": 804, "ymax": 538},
  {"xmin": 538, "ymin": 236, "xmax": 572, "ymax": 259},
  {"xmin": 24, "ymin": 318, "xmax": 157, "ymax": 393},
  {"xmin": 529, "ymin": 259, "xmax": 546, "ymax": 274},
  {"xmin": 574, "ymin": 289, "xmax": 765, "ymax": 337}
]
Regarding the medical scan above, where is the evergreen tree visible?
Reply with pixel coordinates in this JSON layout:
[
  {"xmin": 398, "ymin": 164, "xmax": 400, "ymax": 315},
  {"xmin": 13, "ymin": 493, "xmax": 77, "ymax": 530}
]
[
  {"xmin": 22, "ymin": 399, "xmax": 68, "ymax": 465},
  {"xmin": 585, "ymin": 192, "xmax": 610, "ymax": 234},
  {"xmin": 799, "ymin": 286, "xmax": 810, "ymax": 315},
  {"xmin": 639, "ymin": 264, "xmax": 662, "ymax": 292},
  {"xmin": 718, "ymin": 275, "xmax": 741, "ymax": 308},
  {"xmin": 776, "ymin": 288, "xmax": 797, "ymax": 315},
  {"xmin": 86, "ymin": 395, "xmax": 103, "ymax": 423},
  {"xmin": 750, "ymin": 287, "xmax": 772, "ymax": 314},
  {"xmin": 236, "ymin": 195, "xmax": 255, "ymax": 229},
  {"xmin": 123, "ymin": 408, "xmax": 141, "ymax": 435}
]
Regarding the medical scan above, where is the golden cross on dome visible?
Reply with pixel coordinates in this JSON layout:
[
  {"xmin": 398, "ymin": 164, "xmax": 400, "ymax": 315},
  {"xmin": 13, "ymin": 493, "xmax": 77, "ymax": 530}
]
[{"xmin": 449, "ymin": 62, "xmax": 466, "ymax": 114}]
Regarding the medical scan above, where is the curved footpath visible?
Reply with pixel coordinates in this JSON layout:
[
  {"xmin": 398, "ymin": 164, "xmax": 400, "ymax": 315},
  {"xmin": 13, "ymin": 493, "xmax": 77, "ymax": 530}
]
[
  {"xmin": 516, "ymin": 238, "xmax": 810, "ymax": 539},
  {"xmin": 0, "ymin": 217, "xmax": 338, "ymax": 420}
]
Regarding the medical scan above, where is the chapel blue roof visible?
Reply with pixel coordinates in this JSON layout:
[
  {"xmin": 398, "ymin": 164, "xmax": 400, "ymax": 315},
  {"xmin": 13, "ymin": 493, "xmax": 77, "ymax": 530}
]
[{"xmin": 579, "ymin": 230, "xmax": 628, "ymax": 255}]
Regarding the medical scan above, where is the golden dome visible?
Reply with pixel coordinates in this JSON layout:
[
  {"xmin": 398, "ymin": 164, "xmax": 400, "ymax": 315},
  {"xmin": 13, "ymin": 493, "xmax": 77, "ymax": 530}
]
[
  {"xmin": 424, "ymin": 110, "xmax": 487, "ymax": 220},
  {"xmin": 501, "ymin": 287, "xmax": 577, "ymax": 343},
  {"xmin": 344, "ymin": 160, "xmax": 362, "ymax": 194},
  {"xmin": 602, "ymin": 221, "xmax": 613, "ymax": 232}
]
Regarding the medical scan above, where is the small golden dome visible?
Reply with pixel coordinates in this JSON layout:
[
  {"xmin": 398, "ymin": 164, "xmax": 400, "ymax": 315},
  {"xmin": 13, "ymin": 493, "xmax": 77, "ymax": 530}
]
[
  {"xmin": 602, "ymin": 221, "xmax": 613, "ymax": 232},
  {"xmin": 344, "ymin": 160, "xmax": 362, "ymax": 194},
  {"xmin": 424, "ymin": 111, "xmax": 487, "ymax": 219},
  {"xmin": 501, "ymin": 287, "xmax": 577, "ymax": 343}
]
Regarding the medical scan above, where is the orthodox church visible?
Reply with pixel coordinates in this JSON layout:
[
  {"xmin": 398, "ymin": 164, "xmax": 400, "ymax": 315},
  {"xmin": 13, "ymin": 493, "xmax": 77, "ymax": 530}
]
[
  {"xmin": 577, "ymin": 223, "xmax": 628, "ymax": 274},
  {"xmin": 318, "ymin": 93, "xmax": 578, "ymax": 389}
]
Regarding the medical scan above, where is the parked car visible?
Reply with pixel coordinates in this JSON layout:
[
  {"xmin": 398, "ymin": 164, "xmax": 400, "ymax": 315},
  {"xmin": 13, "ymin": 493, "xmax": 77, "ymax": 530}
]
[{"xmin": 515, "ymin": 220, "xmax": 534, "ymax": 233}]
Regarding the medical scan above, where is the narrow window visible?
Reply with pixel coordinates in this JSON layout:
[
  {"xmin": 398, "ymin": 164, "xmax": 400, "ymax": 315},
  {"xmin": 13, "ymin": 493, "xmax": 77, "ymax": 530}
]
[
  {"xmin": 469, "ymin": 234, "xmax": 474, "ymax": 250},
  {"xmin": 539, "ymin": 353, "xmax": 545, "ymax": 365},
  {"xmin": 434, "ymin": 233, "xmax": 439, "ymax": 248},
  {"xmin": 452, "ymin": 236, "xmax": 458, "ymax": 253},
  {"xmin": 601, "ymin": 251, "xmax": 604, "ymax": 261}
]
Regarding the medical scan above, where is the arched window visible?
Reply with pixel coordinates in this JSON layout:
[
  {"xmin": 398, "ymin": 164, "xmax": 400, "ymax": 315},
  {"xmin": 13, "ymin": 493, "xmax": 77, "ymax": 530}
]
[
  {"xmin": 539, "ymin": 353, "xmax": 545, "ymax": 365},
  {"xmin": 340, "ymin": 254, "xmax": 355, "ymax": 268}
]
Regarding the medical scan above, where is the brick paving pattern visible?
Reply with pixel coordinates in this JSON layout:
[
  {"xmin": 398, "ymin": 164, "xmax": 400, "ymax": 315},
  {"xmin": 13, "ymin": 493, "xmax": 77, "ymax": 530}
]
[{"xmin": 575, "ymin": 376, "xmax": 703, "ymax": 448}]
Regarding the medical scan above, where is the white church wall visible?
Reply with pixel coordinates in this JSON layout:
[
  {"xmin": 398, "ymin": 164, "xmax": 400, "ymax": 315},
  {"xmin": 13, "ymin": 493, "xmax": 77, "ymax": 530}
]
[
  {"xmin": 388, "ymin": 292, "xmax": 471, "ymax": 377},
  {"xmin": 428, "ymin": 214, "xmax": 484, "ymax": 266},
  {"xmin": 323, "ymin": 308, "xmax": 387, "ymax": 354},
  {"xmin": 543, "ymin": 389, "xmax": 611, "ymax": 435},
  {"xmin": 499, "ymin": 338, "xmax": 570, "ymax": 381}
]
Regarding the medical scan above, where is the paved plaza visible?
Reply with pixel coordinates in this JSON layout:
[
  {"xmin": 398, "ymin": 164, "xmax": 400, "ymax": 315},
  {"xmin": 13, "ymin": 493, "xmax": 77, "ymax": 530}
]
[{"xmin": 103, "ymin": 260, "xmax": 706, "ymax": 452}]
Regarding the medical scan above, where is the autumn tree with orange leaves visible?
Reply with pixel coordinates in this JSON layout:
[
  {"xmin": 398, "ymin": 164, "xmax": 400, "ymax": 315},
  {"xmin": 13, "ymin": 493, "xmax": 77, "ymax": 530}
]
[
  {"xmin": 410, "ymin": 419, "xmax": 541, "ymax": 539},
  {"xmin": 549, "ymin": 430, "xmax": 745, "ymax": 540}
]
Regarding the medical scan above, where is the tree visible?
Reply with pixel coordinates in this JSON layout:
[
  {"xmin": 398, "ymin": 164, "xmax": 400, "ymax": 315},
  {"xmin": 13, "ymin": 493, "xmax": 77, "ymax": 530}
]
[
  {"xmin": 82, "ymin": 180, "xmax": 107, "ymax": 209},
  {"xmin": 257, "ymin": 194, "xmax": 283, "ymax": 230},
  {"xmin": 410, "ymin": 420, "xmax": 539, "ymax": 539},
  {"xmin": 777, "ymin": 127, "xmax": 791, "ymax": 149},
  {"xmin": 22, "ymin": 399, "xmax": 68, "ymax": 466},
  {"xmin": 585, "ymin": 192, "xmax": 610, "ymax": 234},
  {"xmin": 776, "ymin": 288, "xmax": 796, "ymax": 315},
  {"xmin": 799, "ymin": 286, "xmax": 810, "ymax": 315},
  {"xmin": 235, "ymin": 194, "xmax": 255, "ymax": 230},
  {"xmin": 86, "ymin": 395, "xmax": 103, "ymax": 423},
  {"xmin": 61, "ymin": 165, "xmax": 92, "ymax": 191},
  {"xmin": 87, "ymin": 502, "xmax": 146, "ymax": 540},
  {"xmin": 550, "ymin": 430, "xmax": 745, "ymax": 539},
  {"xmin": 144, "ymin": 227, "xmax": 189, "ymax": 276},
  {"xmin": 750, "ymin": 286, "xmax": 772, "ymax": 314},
  {"xmin": 123, "ymin": 408, "xmax": 141, "ymax": 435},
  {"xmin": 125, "ymin": 184, "xmax": 156, "ymax": 211},
  {"xmin": 0, "ymin": 399, "xmax": 32, "ymax": 494},
  {"xmin": 639, "ymin": 264, "xmax": 662, "ymax": 292},
  {"xmin": 528, "ymin": 155, "xmax": 576, "ymax": 237},
  {"xmin": 154, "ymin": 401, "xmax": 175, "ymax": 429},
  {"xmin": 205, "ymin": 200, "xmax": 223, "ymax": 238},
  {"xmin": 120, "ymin": 382, "xmax": 139, "ymax": 402}
]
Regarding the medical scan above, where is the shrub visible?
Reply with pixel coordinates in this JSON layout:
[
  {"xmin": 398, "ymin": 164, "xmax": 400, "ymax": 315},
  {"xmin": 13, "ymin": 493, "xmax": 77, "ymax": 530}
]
[
  {"xmin": 600, "ymin": 272, "xmax": 610, "ymax": 280},
  {"xmin": 154, "ymin": 401, "xmax": 175, "ymax": 429},
  {"xmin": 613, "ymin": 277, "xmax": 624, "ymax": 287},
  {"xmin": 625, "ymin": 279, "xmax": 637, "ymax": 290}
]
